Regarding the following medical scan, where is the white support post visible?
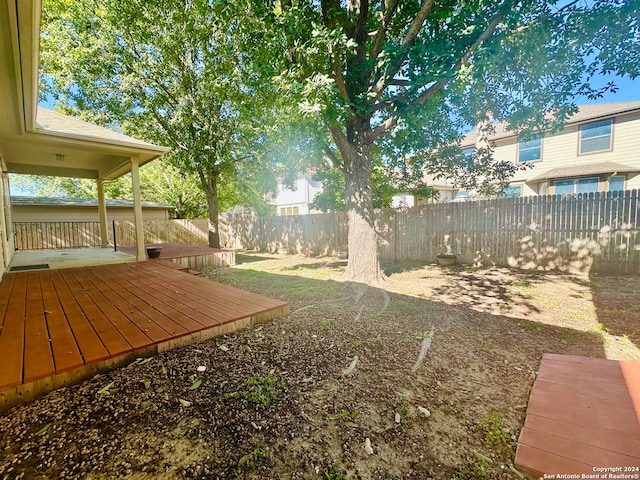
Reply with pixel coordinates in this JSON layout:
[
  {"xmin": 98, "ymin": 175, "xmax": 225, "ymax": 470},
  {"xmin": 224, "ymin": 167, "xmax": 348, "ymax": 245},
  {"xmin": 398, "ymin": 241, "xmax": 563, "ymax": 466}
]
[
  {"xmin": 130, "ymin": 158, "xmax": 146, "ymax": 261},
  {"xmin": 97, "ymin": 178, "xmax": 109, "ymax": 248}
]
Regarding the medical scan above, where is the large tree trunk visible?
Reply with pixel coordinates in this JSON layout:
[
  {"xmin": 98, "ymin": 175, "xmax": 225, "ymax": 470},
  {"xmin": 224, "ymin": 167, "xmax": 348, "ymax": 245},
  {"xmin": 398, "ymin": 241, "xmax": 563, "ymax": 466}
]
[
  {"xmin": 201, "ymin": 167, "xmax": 221, "ymax": 248},
  {"xmin": 339, "ymin": 127, "xmax": 385, "ymax": 285}
]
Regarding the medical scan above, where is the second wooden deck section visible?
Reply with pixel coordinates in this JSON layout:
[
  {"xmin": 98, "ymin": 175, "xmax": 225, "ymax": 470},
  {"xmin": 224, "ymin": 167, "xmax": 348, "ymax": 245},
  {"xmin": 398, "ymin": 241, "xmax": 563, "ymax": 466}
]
[
  {"xmin": 0, "ymin": 261, "xmax": 288, "ymax": 411},
  {"xmin": 516, "ymin": 353, "xmax": 640, "ymax": 477}
]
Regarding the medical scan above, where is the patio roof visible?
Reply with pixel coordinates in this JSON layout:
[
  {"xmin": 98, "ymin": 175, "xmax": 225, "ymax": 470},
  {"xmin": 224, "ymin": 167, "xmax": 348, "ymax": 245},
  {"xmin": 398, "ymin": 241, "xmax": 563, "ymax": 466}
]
[
  {"xmin": 11, "ymin": 195, "xmax": 175, "ymax": 210},
  {"xmin": 527, "ymin": 162, "xmax": 640, "ymax": 183},
  {"xmin": 0, "ymin": 1, "xmax": 169, "ymax": 181}
]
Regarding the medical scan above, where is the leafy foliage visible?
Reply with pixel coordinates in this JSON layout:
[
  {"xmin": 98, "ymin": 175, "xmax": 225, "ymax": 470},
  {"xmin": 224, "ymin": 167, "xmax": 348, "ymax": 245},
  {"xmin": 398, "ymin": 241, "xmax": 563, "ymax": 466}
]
[
  {"xmin": 40, "ymin": 0, "xmax": 279, "ymax": 242},
  {"xmin": 250, "ymin": 0, "xmax": 640, "ymax": 281}
]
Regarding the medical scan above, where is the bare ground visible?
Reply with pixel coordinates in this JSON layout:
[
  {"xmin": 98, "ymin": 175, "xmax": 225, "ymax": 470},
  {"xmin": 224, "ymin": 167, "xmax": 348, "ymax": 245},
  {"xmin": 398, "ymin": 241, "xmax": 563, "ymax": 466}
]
[{"xmin": 1, "ymin": 253, "xmax": 638, "ymax": 480}]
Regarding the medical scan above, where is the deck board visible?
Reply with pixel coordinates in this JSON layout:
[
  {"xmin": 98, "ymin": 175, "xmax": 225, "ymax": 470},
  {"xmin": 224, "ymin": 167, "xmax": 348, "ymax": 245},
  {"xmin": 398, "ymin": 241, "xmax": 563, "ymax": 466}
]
[
  {"xmin": 0, "ymin": 274, "xmax": 27, "ymax": 389},
  {"xmin": 23, "ymin": 272, "xmax": 55, "ymax": 383},
  {"xmin": 0, "ymin": 260, "xmax": 288, "ymax": 409},
  {"xmin": 49, "ymin": 270, "xmax": 112, "ymax": 363},
  {"xmin": 39, "ymin": 271, "xmax": 84, "ymax": 375},
  {"xmin": 88, "ymin": 265, "xmax": 191, "ymax": 338},
  {"xmin": 62, "ymin": 268, "xmax": 141, "ymax": 356},
  {"xmin": 76, "ymin": 267, "xmax": 174, "ymax": 343},
  {"xmin": 516, "ymin": 354, "xmax": 640, "ymax": 477}
]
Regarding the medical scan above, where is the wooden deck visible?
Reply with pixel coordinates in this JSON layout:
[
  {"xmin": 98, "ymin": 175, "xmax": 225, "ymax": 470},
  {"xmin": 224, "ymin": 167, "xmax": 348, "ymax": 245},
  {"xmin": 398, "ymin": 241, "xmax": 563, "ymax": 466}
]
[
  {"xmin": 118, "ymin": 242, "xmax": 235, "ymax": 269},
  {"xmin": 0, "ymin": 261, "xmax": 288, "ymax": 412},
  {"xmin": 516, "ymin": 353, "xmax": 640, "ymax": 477}
]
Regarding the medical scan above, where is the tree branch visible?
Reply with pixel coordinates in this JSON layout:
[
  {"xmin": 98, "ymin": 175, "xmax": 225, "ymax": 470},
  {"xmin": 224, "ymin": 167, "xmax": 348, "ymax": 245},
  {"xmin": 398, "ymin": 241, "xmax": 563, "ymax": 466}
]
[
  {"xmin": 370, "ymin": 0, "xmax": 436, "ymax": 101},
  {"xmin": 371, "ymin": 0, "xmax": 399, "ymax": 60},
  {"xmin": 404, "ymin": 0, "xmax": 436, "ymax": 46},
  {"xmin": 148, "ymin": 106, "xmax": 189, "ymax": 151},
  {"xmin": 328, "ymin": 124, "xmax": 353, "ymax": 160},
  {"xmin": 323, "ymin": 144, "xmax": 343, "ymax": 171},
  {"xmin": 322, "ymin": 0, "xmax": 350, "ymax": 101},
  {"xmin": 414, "ymin": 10, "xmax": 505, "ymax": 106},
  {"xmin": 366, "ymin": 8, "xmax": 507, "ymax": 142}
]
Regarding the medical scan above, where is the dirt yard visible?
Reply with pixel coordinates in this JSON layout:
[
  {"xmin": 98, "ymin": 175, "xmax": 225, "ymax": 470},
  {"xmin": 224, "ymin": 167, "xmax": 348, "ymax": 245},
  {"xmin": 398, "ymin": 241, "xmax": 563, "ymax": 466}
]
[{"xmin": 1, "ymin": 253, "xmax": 638, "ymax": 479}]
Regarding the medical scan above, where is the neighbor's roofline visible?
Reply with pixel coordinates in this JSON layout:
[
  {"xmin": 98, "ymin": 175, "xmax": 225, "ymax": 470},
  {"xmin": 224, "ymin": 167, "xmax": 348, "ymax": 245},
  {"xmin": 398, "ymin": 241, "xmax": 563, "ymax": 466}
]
[
  {"xmin": 461, "ymin": 101, "xmax": 640, "ymax": 147},
  {"xmin": 10, "ymin": 195, "xmax": 176, "ymax": 209}
]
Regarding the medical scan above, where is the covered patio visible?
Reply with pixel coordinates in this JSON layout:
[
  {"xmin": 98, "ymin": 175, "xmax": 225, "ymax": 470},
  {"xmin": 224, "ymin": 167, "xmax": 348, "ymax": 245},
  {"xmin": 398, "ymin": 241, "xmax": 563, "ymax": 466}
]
[{"xmin": 0, "ymin": 260, "xmax": 289, "ymax": 412}]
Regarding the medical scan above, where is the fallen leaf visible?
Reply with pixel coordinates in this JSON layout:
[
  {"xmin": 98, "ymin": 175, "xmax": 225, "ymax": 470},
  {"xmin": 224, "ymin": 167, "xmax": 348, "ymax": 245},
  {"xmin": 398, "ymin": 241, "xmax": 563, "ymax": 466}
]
[
  {"xmin": 417, "ymin": 406, "xmax": 431, "ymax": 417},
  {"xmin": 179, "ymin": 398, "xmax": 191, "ymax": 407},
  {"xmin": 98, "ymin": 382, "xmax": 115, "ymax": 395},
  {"xmin": 140, "ymin": 358, "xmax": 153, "ymax": 365},
  {"xmin": 197, "ymin": 366, "xmax": 206, "ymax": 372},
  {"xmin": 161, "ymin": 366, "xmax": 168, "ymax": 375},
  {"xmin": 141, "ymin": 378, "xmax": 151, "ymax": 389},
  {"xmin": 218, "ymin": 344, "xmax": 229, "ymax": 352},
  {"xmin": 190, "ymin": 379, "xmax": 202, "ymax": 390},
  {"xmin": 35, "ymin": 422, "xmax": 53, "ymax": 436}
]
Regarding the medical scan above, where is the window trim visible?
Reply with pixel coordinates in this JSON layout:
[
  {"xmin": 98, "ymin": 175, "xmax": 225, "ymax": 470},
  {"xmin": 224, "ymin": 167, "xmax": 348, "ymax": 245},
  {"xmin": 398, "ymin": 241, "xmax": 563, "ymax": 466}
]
[
  {"xmin": 579, "ymin": 119, "xmax": 613, "ymax": 155},
  {"xmin": 517, "ymin": 135, "xmax": 543, "ymax": 163}
]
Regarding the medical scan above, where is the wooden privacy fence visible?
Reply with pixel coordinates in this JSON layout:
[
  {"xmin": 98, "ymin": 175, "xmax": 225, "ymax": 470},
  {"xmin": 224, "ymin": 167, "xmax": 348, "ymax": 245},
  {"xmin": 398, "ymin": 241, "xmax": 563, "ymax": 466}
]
[
  {"xmin": 234, "ymin": 190, "xmax": 640, "ymax": 274},
  {"xmin": 12, "ymin": 190, "xmax": 640, "ymax": 273}
]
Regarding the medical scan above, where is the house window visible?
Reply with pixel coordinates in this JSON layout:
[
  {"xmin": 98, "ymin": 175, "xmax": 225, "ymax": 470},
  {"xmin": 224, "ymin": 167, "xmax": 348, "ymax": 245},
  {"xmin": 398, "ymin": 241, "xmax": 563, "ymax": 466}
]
[
  {"xmin": 518, "ymin": 136, "xmax": 542, "ymax": 162},
  {"xmin": 609, "ymin": 175, "xmax": 625, "ymax": 192},
  {"xmin": 553, "ymin": 177, "xmax": 599, "ymax": 195},
  {"xmin": 280, "ymin": 206, "xmax": 300, "ymax": 216},
  {"xmin": 579, "ymin": 119, "xmax": 612, "ymax": 154},
  {"xmin": 462, "ymin": 148, "xmax": 475, "ymax": 161},
  {"xmin": 502, "ymin": 185, "xmax": 522, "ymax": 198}
]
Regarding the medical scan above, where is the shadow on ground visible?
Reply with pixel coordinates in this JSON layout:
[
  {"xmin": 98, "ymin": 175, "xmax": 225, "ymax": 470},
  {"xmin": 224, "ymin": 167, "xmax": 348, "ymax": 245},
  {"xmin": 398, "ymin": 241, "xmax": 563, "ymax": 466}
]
[{"xmin": 0, "ymin": 260, "xmax": 610, "ymax": 480}]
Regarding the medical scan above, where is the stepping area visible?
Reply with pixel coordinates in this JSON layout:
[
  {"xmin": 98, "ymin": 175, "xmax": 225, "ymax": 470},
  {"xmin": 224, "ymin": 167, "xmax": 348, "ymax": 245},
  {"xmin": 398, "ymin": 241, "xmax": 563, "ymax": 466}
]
[{"xmin": 516, "ymin": 353, "xmax": 640, "ymax": 477}]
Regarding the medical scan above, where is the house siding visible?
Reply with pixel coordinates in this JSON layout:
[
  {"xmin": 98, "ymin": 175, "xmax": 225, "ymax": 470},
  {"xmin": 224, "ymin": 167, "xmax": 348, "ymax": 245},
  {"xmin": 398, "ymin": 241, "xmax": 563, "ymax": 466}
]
[
  {"xmin": 11, "ymin": 205, "xmax": 171, "ymax": 222},
  {"xmin": 484, "ymin": 108, "xmax": 640, "ymax": 195}
]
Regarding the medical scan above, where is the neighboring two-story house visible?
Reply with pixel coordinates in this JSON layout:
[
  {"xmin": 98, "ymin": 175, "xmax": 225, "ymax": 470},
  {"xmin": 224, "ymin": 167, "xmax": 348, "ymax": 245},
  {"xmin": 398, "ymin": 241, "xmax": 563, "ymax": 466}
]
[
  {"xmin": 460, "ymin": 101, "xmax": 640, "ymax": 198},
  {"xmin": 271, "ymin": 175, "xmax": 323, "ymax": 216}
]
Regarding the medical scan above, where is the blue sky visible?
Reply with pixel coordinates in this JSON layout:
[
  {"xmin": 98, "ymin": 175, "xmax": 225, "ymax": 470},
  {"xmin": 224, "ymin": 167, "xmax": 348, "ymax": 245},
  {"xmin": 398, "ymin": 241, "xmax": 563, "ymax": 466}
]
[{"xmin": 576, "ymin": 74, "xmax": 640, "ymax": 104}]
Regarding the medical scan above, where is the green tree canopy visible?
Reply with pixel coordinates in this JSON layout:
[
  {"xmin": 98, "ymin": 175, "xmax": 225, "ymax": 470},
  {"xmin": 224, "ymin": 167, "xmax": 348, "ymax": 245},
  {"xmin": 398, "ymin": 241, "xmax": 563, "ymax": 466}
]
[
  {"xmin": 249, "ymin": 0, "xmax": 639, "ymax": 283},
  {"xmin": 40, "ymin": 0, "xmax": 278, "ymax": 245}
]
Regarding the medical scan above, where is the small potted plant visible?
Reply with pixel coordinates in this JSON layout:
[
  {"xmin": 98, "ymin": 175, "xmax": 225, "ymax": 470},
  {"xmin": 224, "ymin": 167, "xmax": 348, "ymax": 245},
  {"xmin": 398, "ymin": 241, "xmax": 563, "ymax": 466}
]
[
  {"xmin": 146, "ymin": 246, "xmax": 162, "ymax": 259},
  {"xmin": 436, "ymin": 234, "xmax": 456, "ymax": 266}
]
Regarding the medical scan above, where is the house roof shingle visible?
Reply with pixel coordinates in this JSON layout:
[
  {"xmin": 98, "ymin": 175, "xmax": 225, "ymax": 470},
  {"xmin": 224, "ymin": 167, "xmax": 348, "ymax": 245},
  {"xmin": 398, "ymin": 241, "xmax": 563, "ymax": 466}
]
[
  {"xmin": 10, "ymin": 196, "xmax": 175, "ymax": 210},
  {"xmin": 36, "ymin": 108, "xmax": 165, "ymax": 150}
]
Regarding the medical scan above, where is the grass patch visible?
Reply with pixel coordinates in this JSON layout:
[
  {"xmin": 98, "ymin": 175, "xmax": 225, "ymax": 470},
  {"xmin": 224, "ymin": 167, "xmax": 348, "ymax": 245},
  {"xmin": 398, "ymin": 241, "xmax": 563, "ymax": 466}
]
[
  {"xmin": 328, "ymin": 408, "xmax": 361, "ymax": 429},
  {"xmin": 477, "ymin": 412, "xmax": 515, "ymax": 458},
  {"xmin": 323, "ymin": 465, "xmax": 347, "ymax": 480},
  {"xmin": 226, "ymin": 375, "xmax": 285, "ymax": 407},
  {"xmin": 518, "ymin": 320, "xmax": 545, "ymax": 333}
]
